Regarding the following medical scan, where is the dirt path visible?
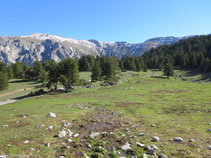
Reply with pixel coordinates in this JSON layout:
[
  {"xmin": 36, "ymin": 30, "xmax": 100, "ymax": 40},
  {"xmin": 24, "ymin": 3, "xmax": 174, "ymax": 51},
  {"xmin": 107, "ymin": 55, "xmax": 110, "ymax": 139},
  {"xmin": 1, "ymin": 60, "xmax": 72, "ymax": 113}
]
[
  {"xmin": 0, "ymin": 88, "xmax": 32, "ymax": 98},
  {"xmin": 0, "ymin": 99, "xmax": 17, "ymax": 106},
  {"xmin": 0, "ymin": 88, "xmax": 33, "ymax": 106}
]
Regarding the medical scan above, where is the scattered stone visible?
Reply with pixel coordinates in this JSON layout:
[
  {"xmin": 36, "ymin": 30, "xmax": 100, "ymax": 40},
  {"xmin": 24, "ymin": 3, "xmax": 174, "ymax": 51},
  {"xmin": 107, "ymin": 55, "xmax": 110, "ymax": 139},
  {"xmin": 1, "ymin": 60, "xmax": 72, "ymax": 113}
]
[
  {"xmin": 7, "ymin": 144, "xmax": 11, "ymax": 147},
  {"xmin": 1, "ymin": 125, "xmax": 8, "ymax": 128},
  {"xmin": 208, "ymin": 145, "xmax": 211, "ymax": 150},
  {"xmin": 173, "ymin": 137, "xmax": 183, "ymax": 142},
  {"xmin": 83, "ymin": 153, "xmax": 90, "ymax": 158},
  {"xmin": 48, "ymin": 125, "xmax": 53, "ymax": 130},
  {"xmin": 59, "ymin": 156, "xmax": 65, "ymax": 158},
  {"xmin": 87, "ymin": 144, "xmax": 92, "ymax": 148},
  {"xmin": 136, "ymin": 142, "xmax": 145, "ymax": 147},
  {"xmin": 45, "ymin": 142, "xmax": 50, "ymax": 147},
  {"xmin": 138, "ymin": 133, "xmax": 145, "ymax": 137},
  {"xmin": 148, "ymin": 148, "xmax": 156, "ymax": 155},
  {"xmin": 189, "ymin": 138, "xmax": 195, "ymax": 142},
  {"xmin": 143, "ymin": 153, "xmax": 148, "ymax": 158},
  {"xmin": 49, "ymin": 112, "xmax": 56, "ymax": 118},
  {"xmin": 151, "ymin": 144, "xmax": 158, "ymax": 150},
  {"xmin": 122, "ymin": 134, "xmax": 125, "ymax": 137},
  {"xmin": 130, "ymin": 135, "xmax": 135, "ymax": 138},
  {"xmin": 58, "ymin": 130, "xmax": 66, "ymax": 138},
  {"xmin": 39, "ymin": 124, "xmax": 45, "ymax": 128},
  {"xmin": 121, "ymin": 142, "xmax": 131, "ymax": 151},
  {"xmin": 160, "ymin": 153, "xmax": 168, "ymax": 158},
  {"xmin": 63, "ymin": 122, "xmax": 71, "ymax": 127},
  {"xmin": 24, "ymin": 140, "xmax": 29, "ymax": 144},
  {"xmin": 152, "ymin": 136, "xmax": 160, "ymax": 142},
  {"xmin": 0, "ymin": 155, "xmax": 6, "ymax": 158},
  {"xmin": 102, "ymin": 132, "xmax": 107, "ymax": 137},
  {"xmin": 90, "ymin": 132, "xmax": 100, "ymax": 139},
  {"xmin": 74, "ymin": 133, "xmax": 79, "ymax": 137},
  {"xmin": 208, "ymin": 129, "xmax": 211, "ymax": 132},
  {"xmin": 114, "ymin": 150, "xmax": 121, "ymax": 155},
  {"xmin": 131, "ymin": 156, "xmax": 137, "ymax": 158},
  {"xmin": 67, "ymin": 139, "xmax": 72, "ymax": 143},
  {"xmin": 151, "ymin": 124, "xmax": 156, "ymax": 127},
  {"xmin": 31, "ymin": 148, "xmax": 36, "ymax": 151}
]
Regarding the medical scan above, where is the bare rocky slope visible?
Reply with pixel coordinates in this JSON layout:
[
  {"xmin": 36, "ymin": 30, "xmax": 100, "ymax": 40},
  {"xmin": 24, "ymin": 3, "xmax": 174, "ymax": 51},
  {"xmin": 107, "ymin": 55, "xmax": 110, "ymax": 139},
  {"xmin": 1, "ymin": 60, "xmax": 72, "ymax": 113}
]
[{"xmin": 0, "ymin": 33, "xmax": 189, "ymax": 65}]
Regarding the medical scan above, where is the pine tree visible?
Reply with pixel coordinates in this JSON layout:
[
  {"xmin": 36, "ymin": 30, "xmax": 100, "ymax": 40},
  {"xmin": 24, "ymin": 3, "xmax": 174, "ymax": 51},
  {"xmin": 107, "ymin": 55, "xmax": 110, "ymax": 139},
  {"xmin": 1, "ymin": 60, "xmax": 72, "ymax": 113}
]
[
  {"xmin": 0, "ymin": 71, "xmax": 8, "ymax": 91},
  {"xmin": 91, "ymin": 62, "xmax": 102, "ymax": 81},
  {"xmin": 59, "ymin": 58, "xmax": 79, "ymax": 91},
  {"xmin": 163, "ymin": 63, "xmax": 174, "ymax": 78}
]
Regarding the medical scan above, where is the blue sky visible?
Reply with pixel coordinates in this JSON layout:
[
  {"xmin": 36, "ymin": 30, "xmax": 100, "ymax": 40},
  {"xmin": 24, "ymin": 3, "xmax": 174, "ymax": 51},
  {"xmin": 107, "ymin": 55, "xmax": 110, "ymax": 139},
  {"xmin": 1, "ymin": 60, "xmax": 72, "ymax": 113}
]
[{"xmin": 0, "ymin": 0, "xmax": 210, "ymax": 43}]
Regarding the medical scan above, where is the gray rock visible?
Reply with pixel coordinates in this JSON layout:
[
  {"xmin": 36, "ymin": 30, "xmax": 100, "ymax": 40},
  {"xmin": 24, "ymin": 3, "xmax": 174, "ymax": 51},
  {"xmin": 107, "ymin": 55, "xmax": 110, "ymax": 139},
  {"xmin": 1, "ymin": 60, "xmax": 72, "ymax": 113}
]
[
  {"xmin": 136, "ymin": 142, "xmax": 145, "ymax": 147},
  {"xmin": 73, "ymin": 133, "xmax": 79, "ymax": 137},
  {"xmin": 114, "ymin": 150, "xmax": 121, "ymax": 155},
  {"xmin": 59, "ymin": 156, "xmax": 65, "ymax": 158},
  {"xmin": 173, "ymin": 137, "xmax": 183, "ymax": 142},
  {"xmin": 45, "ymin": 142, "xmax": 50, "ymax": 147},
  {"xmin": 152, "ymin": 136, "xmax": 160, "ymax": 142},
  {"xmin": 90, "ymin": 132, "xmax": 100, "ymax": 139},
  {"xmin": 151, "ymin": 124, "xmax": 156, "ymax": 127},
  {"xmin": 121, "ymin": 142, "xmax": 131, "ymax": 151},
  {"xmin": 63, "ymin": 122, "xmax": 71, "ymax": 127},
  {"xmin": 143, "ymin": 154, "xmax": 148, "ymax": 158},
  {"xmin": 0, "ymin": 155, "xmax": 6, "ymax": 158},
  {"xmin": 49, "ymin": 112, "xmax": 56, "ymax": 118},
  {"xmin": 189, "ymin": 138, "xmax": 195, "ymax": 142},
  {"xmin": 58, "ymin": 130, "xmax": 66, "ymax": 138},
  {"xmin": 48, "ymin": 125, "xmax": 53, "ymax": 130},
  {"xmin": 151, "ymin": 144, "xmax": 158, "ymax": 150},
  {"xmin": 209, "ymin": 123, "xmax": 211, "ymax": 125},
  {"xmin": 24, "ymin": 140, "xmax": 29, "ymax": 144},
  {"xmin": 31, "ymin": 148, "xmax": 36, "ymax": 151},
  {"xmin": 208, "ymin": 129, "xmax": 211, "ymax": 132},
  {"xmin": 160, "ymin": 153, "xmax": 168, "ymax": 158},
  {"xmin": 208, "ymin": 145, "xmax": 211, "ymax": 150},
  {"xmin": 131, "ymin": 156, "xmax": 137, "ymax": 158},
  {"xmin": 67, "ymin": 139, "xmax": 72, "ymax": 143},
  {"xmin": 1, "ymin": 125, "xmax": 8, "ymax": 128},
  {"xmin": 138, "ymin": 133, "xmax": 145, "ymax": 137}
]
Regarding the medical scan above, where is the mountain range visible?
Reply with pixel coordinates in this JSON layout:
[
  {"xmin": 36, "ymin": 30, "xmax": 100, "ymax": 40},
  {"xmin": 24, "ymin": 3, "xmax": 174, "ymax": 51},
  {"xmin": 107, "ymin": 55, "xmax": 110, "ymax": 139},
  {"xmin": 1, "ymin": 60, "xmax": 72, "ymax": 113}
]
[{"xmin": 0, "ymin": 33, "xmax": 190, "ymax": 65}]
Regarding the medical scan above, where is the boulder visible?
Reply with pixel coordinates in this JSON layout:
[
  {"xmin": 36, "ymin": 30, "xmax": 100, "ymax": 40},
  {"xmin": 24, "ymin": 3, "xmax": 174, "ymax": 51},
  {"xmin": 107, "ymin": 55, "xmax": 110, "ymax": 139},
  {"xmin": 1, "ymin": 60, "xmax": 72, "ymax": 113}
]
[
  {"xmin": 152, "ymin": 136, "xmax": 160, "ymax": 142},
  {"xmin": 160, "ymin": 153, "xmax": 168, "ymax": 158},
  {"xmin": 189, "ymin": 138, "xmax": 195, "ymax": 142},
  {"xmin": 121, "ymin": 142, "xmax": 131, "ymax": 151},
  {"xmin": 49, "ymin": 112, "xmax": 56, "ymax": 118},
  {"xmin": 90, "ymin": 132, "xmax": 100, "ymax": 139},
  {"xmin": 136, "ymin": 142, "xmax": 145, "ymax": 147},
  {"xmin": 45, "ymin": 142, "xmax": 50, "ymax": 147},
  {"xmin": 151, "ymin": 144, "xmax": 158, "ymax": 150},
  {"xmin": 143, "ymin": 154, "xmax": 148, "ymax": 158},
  {"xmin": 138, "ymin": 133, "xmax": 145, "ymax": 137},
  {"xmin": 58, "ymin": 130, "xmax": 66, "ymax": 138},
  {"xmin": 173, "ymin": 137, "xmax": 183, "ymax": 142}
]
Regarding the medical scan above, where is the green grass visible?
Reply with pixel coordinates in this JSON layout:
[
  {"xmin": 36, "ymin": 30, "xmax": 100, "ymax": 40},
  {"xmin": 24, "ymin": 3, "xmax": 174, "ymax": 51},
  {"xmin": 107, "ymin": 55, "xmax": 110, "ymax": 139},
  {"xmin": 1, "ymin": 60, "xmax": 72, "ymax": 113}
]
[
  {"xmin": 0, "ymin": 70, "xmax": 210, "ymax": 157},
  {"xmin": 0, "ymin": 79, "xmax": 43, "ymax": 101}
]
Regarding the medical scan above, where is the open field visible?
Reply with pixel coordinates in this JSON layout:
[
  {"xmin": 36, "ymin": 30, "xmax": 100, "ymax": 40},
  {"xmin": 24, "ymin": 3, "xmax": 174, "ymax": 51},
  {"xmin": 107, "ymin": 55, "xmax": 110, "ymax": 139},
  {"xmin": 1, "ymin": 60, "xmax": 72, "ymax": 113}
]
[{"xmin": 0, "ymin": 70, "xmax": 210, "ymax": 158}]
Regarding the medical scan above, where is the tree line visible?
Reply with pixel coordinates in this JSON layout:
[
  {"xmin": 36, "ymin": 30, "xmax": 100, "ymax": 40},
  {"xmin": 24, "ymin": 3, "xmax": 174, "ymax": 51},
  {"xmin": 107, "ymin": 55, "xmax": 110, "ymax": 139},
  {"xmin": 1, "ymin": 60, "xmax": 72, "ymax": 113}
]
[
  {"xmin": 142, "ymin": 35, "xmax": 211, "ymax": 72},
  {"xmin": 0, "ymin": 55, "xmax": 149, "ymax": 91}
]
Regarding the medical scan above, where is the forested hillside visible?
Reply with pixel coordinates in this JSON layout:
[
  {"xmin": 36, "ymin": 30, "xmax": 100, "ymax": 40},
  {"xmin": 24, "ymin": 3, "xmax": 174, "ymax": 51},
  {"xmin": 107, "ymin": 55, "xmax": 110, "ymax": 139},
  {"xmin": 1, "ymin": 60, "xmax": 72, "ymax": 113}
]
[{"xmin": 143, "ymin": 35, "xmax": 211, "ymax": 72}]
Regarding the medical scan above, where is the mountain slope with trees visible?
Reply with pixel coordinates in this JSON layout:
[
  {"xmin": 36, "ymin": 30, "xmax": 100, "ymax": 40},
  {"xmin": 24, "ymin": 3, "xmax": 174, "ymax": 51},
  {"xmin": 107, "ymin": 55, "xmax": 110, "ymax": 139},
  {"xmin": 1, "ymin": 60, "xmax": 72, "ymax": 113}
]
[{"xmin": 142, "ymin": 35, "xmax": 211, "ymax": 72}]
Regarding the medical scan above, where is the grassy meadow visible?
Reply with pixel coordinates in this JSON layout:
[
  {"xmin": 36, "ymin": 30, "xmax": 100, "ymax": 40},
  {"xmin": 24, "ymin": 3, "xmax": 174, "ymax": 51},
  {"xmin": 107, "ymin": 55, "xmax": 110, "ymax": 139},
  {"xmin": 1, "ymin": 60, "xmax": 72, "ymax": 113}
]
[{"xmin": 0, "ymin": 70, "xmax": 210, "ymax": 158}]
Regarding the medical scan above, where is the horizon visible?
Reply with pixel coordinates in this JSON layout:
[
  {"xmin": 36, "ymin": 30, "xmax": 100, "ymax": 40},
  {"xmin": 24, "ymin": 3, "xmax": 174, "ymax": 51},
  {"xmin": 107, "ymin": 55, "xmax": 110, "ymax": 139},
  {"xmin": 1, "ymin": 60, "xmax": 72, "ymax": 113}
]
[
  {"xmin": 0, "ymin": 0, "xmax": 211, "ymax": 43},
  {"xmin": 0, "ymin": 32, "xmax": 205, "ymax": 44}
]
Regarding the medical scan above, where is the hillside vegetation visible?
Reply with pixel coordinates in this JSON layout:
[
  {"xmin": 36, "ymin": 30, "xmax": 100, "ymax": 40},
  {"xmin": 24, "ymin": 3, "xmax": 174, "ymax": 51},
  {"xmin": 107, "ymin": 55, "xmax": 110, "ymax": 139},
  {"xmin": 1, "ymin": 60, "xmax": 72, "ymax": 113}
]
[{"xmin": 0, "ymin": 71, "xmax": 210, "ymax": 158}]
